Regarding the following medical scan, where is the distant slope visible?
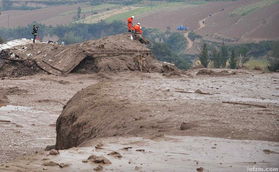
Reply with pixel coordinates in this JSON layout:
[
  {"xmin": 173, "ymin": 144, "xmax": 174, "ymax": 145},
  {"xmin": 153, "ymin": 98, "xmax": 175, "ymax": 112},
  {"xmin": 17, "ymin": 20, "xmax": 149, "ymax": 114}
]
[
  {"xmin": 0, "ymin": 4, "xmax": 85, "ymax": 27},
  {"xmin": 140, "ymin": 0, "xmax": 279, "ymax": 43}
]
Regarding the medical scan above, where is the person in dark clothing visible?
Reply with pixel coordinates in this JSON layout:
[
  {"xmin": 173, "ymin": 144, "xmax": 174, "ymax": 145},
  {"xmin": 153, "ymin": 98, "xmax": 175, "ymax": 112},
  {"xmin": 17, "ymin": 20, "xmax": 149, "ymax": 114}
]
[{"xmin": 32, "ymin": 25, "xmax": 39, "ymax": 43}]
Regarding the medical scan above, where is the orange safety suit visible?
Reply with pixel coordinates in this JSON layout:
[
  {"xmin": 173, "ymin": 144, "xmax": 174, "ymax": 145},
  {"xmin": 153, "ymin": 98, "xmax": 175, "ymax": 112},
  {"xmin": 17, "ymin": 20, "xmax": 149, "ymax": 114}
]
[
  {"xmin": 134, "ymin": 24, "xmax": 143, "ymax": 34},
  {"xmin": 127, "ymin": 17, "xmax": 134, "ymax": 32}
]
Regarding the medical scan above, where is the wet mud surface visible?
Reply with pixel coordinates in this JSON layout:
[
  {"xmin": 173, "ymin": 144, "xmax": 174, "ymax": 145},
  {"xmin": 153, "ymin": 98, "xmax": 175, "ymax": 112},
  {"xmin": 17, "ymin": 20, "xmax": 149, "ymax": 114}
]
[{"xmin": 0, "ymin": 70, "xmax": 278, "ymax": 171}]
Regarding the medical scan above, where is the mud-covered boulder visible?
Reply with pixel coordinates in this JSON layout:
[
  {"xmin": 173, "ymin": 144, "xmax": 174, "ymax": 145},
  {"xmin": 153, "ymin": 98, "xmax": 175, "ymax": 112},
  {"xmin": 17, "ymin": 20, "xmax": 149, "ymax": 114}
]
[{"xmin": 55, "ymin": 82, "xmax": 139, "ymax": 149}]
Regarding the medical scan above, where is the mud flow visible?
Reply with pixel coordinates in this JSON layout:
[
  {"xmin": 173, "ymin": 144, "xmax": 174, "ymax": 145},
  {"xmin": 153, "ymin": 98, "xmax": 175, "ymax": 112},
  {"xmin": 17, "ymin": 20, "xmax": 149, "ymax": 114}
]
[{"xmin": 0, "ymin": 34, "xmax": 278, "ymax": 171}]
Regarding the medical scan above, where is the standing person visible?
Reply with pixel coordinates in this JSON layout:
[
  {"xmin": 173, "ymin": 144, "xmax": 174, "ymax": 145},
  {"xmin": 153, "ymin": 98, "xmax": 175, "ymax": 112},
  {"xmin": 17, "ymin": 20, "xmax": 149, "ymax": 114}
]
[
  {"xmin": 127, "ymin": 16, "xmax": 135, "ymax": 32},
  {"xmin": 32, "ymin": 25, "xmax": 39, "ymax": 43}
]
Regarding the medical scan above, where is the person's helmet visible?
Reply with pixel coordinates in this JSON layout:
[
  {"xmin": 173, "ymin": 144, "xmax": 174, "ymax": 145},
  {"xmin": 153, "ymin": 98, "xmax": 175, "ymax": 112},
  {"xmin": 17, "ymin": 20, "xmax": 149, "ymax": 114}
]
[
  {"xmin": 137, "ymin": 22, "xmax": 140, "ymax": 25},
  {"xmin": 131, "ymin": 16, "xmax": 135, "ymax": 19}
]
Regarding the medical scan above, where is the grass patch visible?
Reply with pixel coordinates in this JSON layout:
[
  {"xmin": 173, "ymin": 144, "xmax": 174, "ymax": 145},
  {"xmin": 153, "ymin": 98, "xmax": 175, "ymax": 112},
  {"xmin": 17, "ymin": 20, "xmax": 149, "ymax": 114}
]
[
  {"xmin": 61, "ymin": 3, "xmax": 119, "ymax": 16},
  {"xmin": 243, "ymin": 59, "xmax": 269, "ymax": 71},
  {"xmin": 105, "ymin": 2, "xmax": 194, "ymax": 23},
  {"xmin": 231, "ymin": 0, "xmax": 279, "ymax": 16}
]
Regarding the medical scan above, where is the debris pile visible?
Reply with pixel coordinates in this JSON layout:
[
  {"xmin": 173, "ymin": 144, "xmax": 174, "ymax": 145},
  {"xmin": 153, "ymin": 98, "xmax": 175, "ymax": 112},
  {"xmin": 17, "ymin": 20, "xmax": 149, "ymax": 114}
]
[{"xmin": 0, "ymin": 34, "xmax": 178, "ymax": 77}]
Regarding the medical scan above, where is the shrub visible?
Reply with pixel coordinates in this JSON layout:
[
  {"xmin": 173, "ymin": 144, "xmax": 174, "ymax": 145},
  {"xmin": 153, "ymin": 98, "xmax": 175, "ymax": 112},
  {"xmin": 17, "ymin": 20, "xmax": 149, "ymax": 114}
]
[
  {"xmin": 268, "ymin": 42, "xmax": 279, "ymax": 72},
  {"xmin": 199, "ymin": 43, "xmax": 209, "ymax": 68},
  {"xmin": 229, "ymin": 49, "xmax": 237, "ymax": 69},
  {"xmin": 0, "ymin": 37, "xmax": 5, "ymax": 44}
]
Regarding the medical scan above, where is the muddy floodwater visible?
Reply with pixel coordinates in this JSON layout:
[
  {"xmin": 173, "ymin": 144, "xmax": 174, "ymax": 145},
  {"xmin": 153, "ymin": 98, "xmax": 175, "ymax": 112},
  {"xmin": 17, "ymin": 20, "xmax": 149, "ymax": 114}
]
[{"xmin": 0, "ymin": 70, "xmax": 278, "ymax": 171}]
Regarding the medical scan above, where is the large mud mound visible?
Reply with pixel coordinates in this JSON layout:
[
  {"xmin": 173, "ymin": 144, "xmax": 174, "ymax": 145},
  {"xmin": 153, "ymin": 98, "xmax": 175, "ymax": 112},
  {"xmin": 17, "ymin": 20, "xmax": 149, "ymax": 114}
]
[
  {"xmin": 55, "ymin": 82, "xmax": 138, "ymax": 149},
  {"xmin": 0, "ymin": 34, "xmax": 177, "ymax": 77}
]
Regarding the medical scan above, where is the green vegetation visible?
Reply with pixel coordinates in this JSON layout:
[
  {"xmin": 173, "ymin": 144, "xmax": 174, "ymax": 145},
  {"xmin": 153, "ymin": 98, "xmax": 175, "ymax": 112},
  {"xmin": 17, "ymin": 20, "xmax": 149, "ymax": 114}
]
[
  {"xmin": 60, "ymin": 4, "xmax": 119, "ymax": 16},
  {"xmin": 188, "ymin": 31, "xmax": 202, "ymax": 41},
  {"xmin": 105, "ymin": 2, "xmax": 188, "ymax": 23},
  {"xmin": 231, "ymin": 0, "xmax": 279, "ymax": 16},
  {"xmin": 0, "ymin": 0, "xmax": 77, "ymax": 11},
  {"xmin": 199, "ymin": 40, "xmax": 279, "ymax": 71},
  {"xmin": 144, "ymin": 28, "xmax": 191, "ymax": 70},
  {"xmin": 0, "ymin": 36, "xmax": 5, "ymax": 44},
  {"xmin": 229, "ymin": 49, "xmax": 237, "ymax": 69},
  {"xmin": 211, "ymin": 47, "xmax": 222, "ymax": 68},
  {"xmin": 220, "ymin": 43, "xmax": 229, "ymax": 68},
  {"xmin": 244, "ymin": 59, "xmax": 269, "ymax": 71},
  {"xmin": 199, "ymin": 43, "xmax": 209, "ymax": 68},
  {"xmin": 0, "ymin": 21, "xmax": 126, "ymax": 44},
  {"xmin": 268, "ymin": 42, "xmax": 279, "ymax": 72}
]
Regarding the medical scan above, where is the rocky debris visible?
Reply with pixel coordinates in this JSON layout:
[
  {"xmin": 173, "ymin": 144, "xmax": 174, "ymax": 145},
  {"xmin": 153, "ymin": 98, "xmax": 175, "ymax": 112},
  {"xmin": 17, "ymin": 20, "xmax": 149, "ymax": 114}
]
[
  {"xmin": 180, "ymin": 122, "xmax": 196, "ymax": 130},
  {"xmin": 94, "ymin": 165, "xmax": 104, "ymax": 171},
  {"xmin": 42, "ymin": 160, "xmax": 70, "ymax": 168},
  {"xmin": 135, "ymin": 166, "xmax": 142, "ymax": 171},
  {"xmin": 0, "ymin": 88, "xmax": 8, "ymax": 106},
  {"xmin": 58, "ymin": 163, "xmax": 70, "ymax": 168},
  {"xmin": 122, "ymin": 147, "xmax": 132, "ymax": 151},
  {"xmin": 263, "ymin": 149, "xmax": 279, "ymax": 154},
  {"xmin": 0, "ymin": 87, "xmax": 28, "ymax": 106},
  {"xmin": 196, "ymin": 167, "xmax": 204, "ymax": 172},
  {"xmin": 42, "ymin": 160, "xmax": 59, "ymax": 166},
  {"xmin": 196, "ymin": 69, "xmax": 237, "ymax": 76},
  {"xmin": 0, "ymin": 120, "xmax": 11, "ymax": 123},
  {"xmin": 194, "ymin": 89, "xmax": 212, "ymax": 95},
  {"xmin": 1, "ymin": 34, "xmax": 179, "ymax": 77},
  {"xmin": 87, "ymin": 155, "xmax": 111, "ymax": 165},
  {"xmin": 0, "ymin": 58, "xmax": 42, "ymax": 78},
  {"xmin": 45, "ymin": 145, "xmax": 55, "ymax": 151},
  {"xmin": 136, "ymin": 149, "xmax": 145, "ymax": 152},
  {"xmin": 107, "ymin": 151, "xmax": 122, "ymax": 159},
  {"xmin": 82, "ymin": 160, "xmax": 88, "ymax": 163},
  {"xmin": 222, "ymin": 101, "xmax": 267, "ymax": 108},
  {"xmin": 161, "ymin": 63, "xmax": 181, "ymax": 77},
  {"xmin": 49, "ymin": 149, "xmax": 59, "ymax": 155},
  {"xmin": 95, "ymin": 143, "xmax": 104, "ymax": 150}
]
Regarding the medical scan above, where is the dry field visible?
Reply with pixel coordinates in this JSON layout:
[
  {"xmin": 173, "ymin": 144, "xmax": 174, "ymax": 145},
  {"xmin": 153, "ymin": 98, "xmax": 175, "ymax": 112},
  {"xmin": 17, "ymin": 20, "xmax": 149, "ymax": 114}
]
[
  {"xmin": 140, "ymin": 0, "xmax": 279, "ymax": 43},
  {"xmin": 0, "ymin": 4, "xmax": 86, "ymax": 27}
]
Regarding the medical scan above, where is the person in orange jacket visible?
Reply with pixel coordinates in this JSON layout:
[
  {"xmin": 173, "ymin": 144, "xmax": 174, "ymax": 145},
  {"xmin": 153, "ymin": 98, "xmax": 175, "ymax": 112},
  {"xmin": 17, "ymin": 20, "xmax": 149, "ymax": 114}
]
[
  {"xmin": 133, "ymin": 23, "xmax": 149, "ymax": 44},
  {"xmin": 134, "ymin": 23, "xmax": 143, "ymax": 34},
  {"xmin": 127, "ymin": 16, "xmax": 135, "ymax": 32}
]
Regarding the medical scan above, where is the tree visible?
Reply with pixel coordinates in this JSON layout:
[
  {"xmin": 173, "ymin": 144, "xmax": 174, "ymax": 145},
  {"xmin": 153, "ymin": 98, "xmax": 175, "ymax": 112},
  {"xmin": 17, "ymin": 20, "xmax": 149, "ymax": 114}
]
[
  {"xmin": 151, "ymin": 42, "xmax": 191, "ymax": 70},
  {"xmin": 211, "ymin": 47, "xmax": 221, "ymax": 68},
  {"xmin": 61, "ymin": 31, "xmax": 83, "ymax": 45},
  {"xmin": 220, "ymin": 42, "xmax": 228, "ymax": 68},
  {"xmin": 229, "ymin": 49, "xmax": 237, "ymax": 69},
  {"xmin": 0, "ymin": 36, "xmax": 5, "ymax": 44},
  {"xmin": 199, "ymin": 43, "xmax": 209, "ymax": 68},
  {"xmin": 268, "ymin": 41, "xmax": 279, "ymax": 72},
  {"xmin": 166, "ymin": 32, "xmax": 186, "ymax": 53},
  {"xmin": 77, "ymin": 7, "xmax": 81, "ymax": 19},
  {"xmin": 2, "ymin": 0, "xmax": 12, "ymax": 10}
]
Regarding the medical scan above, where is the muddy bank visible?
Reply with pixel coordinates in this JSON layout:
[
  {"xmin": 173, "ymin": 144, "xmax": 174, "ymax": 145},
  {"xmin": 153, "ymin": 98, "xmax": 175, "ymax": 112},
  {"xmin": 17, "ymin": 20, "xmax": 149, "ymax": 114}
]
[
  {"xmin": 56, "ymin": 71, "xmax": 279, "ymax": 149},
  {"xmin": 1, "ymin": 71, "xmax": 278, "ymax": 166},
  {"xmin": 0, "ymin": 74, "xmax": 100, "ymax": 163},
  {"xmin": 2, "ymin": 135, "xmax": 279, "ymax": 172}
]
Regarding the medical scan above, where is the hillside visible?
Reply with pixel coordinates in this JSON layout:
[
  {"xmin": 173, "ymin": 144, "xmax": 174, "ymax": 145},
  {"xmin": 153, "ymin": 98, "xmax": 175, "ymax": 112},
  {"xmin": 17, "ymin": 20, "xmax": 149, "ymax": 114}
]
[
  {"xmin": 1, "ymin": 0, "xmax": 278, "ymax": 43},
  {"xmin": 140, "ymin": 0, "xmax": 279, "ymax": 43}
]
